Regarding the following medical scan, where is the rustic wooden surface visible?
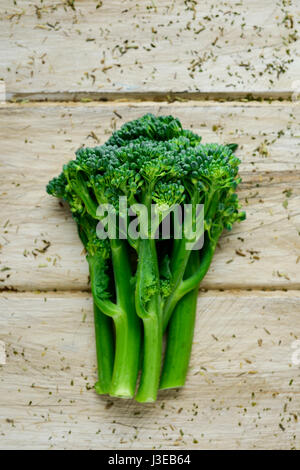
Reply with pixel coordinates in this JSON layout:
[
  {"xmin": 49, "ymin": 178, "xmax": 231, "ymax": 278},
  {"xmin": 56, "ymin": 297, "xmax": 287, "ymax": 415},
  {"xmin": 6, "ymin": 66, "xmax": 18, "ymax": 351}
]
[
  {"xmin": 0, "ymin": 0, "xmax": 300, "ymax": 451},
  {"xmin": 0, "ymin": 291, "xmax": 299, "ymax": 450},
  {"xmin": 1, "ymin": 0, "xmax": 299, "ymax": 99}
]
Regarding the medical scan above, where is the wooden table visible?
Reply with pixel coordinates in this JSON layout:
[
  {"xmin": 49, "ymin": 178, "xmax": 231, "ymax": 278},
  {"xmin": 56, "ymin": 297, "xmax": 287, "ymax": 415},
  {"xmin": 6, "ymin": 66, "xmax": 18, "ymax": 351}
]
[{"xmin": 0, "ymin": 1, "xmax": 299, "ymax": 450}]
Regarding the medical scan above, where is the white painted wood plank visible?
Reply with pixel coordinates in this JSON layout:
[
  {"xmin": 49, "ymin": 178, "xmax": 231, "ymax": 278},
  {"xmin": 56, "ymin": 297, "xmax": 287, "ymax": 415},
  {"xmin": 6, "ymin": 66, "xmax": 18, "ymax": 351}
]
[
  {"xmin": 0, "ymin": 291, "xmax": 299, "ymax": 450},
  {"xmin": 1, "ymin": 1, "xmax": 299, "ymax": 98},
  {"xmin": 0, "ymin": 102, "xmax": 299, "ymax": 291}
]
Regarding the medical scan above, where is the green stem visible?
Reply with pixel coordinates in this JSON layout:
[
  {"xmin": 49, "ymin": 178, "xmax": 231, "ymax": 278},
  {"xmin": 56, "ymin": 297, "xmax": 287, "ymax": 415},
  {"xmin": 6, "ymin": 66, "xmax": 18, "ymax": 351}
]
[
  {"xmin": 109, "ymin": 239, "xmax": 141, "ymax": 398},
  {"xmin": 162, "ymin": 189, "xmax": 216, "ymax": 326},
  {"xmin": 162, "ymin": 238, "xmax": 191, "ymax": 323},
  {"xmin": 160, "ymin": 224, "xmax": 224, "ymax": 390},
  {"xmin": 135, "ymin": 238, "xmax": 162, "ymax": 403},
  {"xmin": 88, "ymin": 243, "xmax": 141, "ymax": 398},
  {"xmin": 160, "ymin": 253, "xmax": 199, "ymax": 390},
  {"xmin": 176, "ymin": 239, "xmax": 216, "ymax": 300},
  {"xmin": 93, "ymin": 302, "xmax": 114, "ymax": 395},
  {"xmin": 136, "ymin": 314, "xmax": 162, "ymax": 402},
  {"xmin": 163, "ymin": 238, "xmax": 216, "ymax": 329}
]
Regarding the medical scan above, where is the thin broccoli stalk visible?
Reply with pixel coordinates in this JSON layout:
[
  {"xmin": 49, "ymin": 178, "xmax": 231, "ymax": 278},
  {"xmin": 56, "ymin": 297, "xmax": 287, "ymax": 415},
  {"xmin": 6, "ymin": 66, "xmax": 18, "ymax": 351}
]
[
  {"xmin": 135, "ymin": 237, "xmax": 162, "ymax": 403},
  {"xmin": 93, "ymin": 302, "xmax": 114, "ymax": 394},
  {"xmin": 109, "ymin": 238, "xmax": 141, "ymax": 398},
  {"xmin": 75, "ymin": 221, "xmax": 115, "ymax": 396},
  {"xmin": 133, "ymin": 188, "xmax": 163, "ymax": 403},
  {"xmin": 162, "ymin": 189, "xmax": 218, "ymax": 327},
  {"xmin": 160, "ymin": 252, "xmax": 199, "ymax": 390},
  {"xmin": 162, "ymin": 236, "xmax": 218, "ymax": 329},
  {"xmin": 161, "ymin": 238, "xmax": 191, "ymax": 327},
  {"xmin": 168, "ymin": 190, "xmax": 233, "ymax": 316},
  {"xmin": 88, "ymin": 244, "xmax": 141, "ymax": 398}
]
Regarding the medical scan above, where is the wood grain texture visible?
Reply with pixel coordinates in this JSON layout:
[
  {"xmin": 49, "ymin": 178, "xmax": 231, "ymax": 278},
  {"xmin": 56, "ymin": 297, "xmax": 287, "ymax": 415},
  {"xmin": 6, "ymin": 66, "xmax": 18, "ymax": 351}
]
[
  {"xmin": 0, "ymin": 102, "xmax": 299, "ymax": 291},
  {"xmin": 1, "ymin": 0, "xmax": 299, "ymax": 452},
  {"xmin": 1, "ymin": 0, "xmax": 299, "ymax": 99},
  {"xmin": 0, "ymin": 290, "xmax": 299, "ymax": 450}
]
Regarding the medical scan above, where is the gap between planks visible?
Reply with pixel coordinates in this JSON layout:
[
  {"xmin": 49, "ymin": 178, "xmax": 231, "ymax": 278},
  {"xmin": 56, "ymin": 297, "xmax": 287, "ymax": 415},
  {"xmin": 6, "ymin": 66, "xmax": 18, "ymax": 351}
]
[
  {"xmin": 1, "ymin": 288, "xmax": 300, "ymax": 297},
  {"xmin": 6, "ymin": 91, "xmax": 298, "ymax": 104}
]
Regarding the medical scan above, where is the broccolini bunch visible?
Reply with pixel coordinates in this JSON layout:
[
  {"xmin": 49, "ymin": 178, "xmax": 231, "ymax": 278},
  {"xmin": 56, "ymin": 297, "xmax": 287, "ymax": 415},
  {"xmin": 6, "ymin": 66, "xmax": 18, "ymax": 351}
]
[{"xmin": 47, "ymin": 114, "xmax": 245, "ymax": 402}]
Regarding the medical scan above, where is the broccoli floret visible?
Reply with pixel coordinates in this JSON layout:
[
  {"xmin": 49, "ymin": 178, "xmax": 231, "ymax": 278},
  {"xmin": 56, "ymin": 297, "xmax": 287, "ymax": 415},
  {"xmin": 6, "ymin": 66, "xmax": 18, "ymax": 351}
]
[{"xmin": 47, "ymin": 114, "xmax": 245, "ymax": 402}]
